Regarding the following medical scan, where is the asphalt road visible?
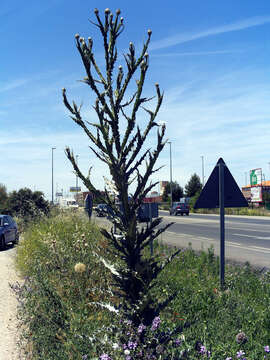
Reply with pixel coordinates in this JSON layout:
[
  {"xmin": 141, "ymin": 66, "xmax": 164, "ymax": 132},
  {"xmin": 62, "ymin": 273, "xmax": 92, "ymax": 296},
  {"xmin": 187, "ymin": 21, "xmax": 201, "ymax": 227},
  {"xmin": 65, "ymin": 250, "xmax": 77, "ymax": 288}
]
[
  {"xmin": 159, "ymin": 211, "xmax": 270, "ymax": 269},
  {"xmin": 92, "ymin": 211, "xmax": 270, "ymax": 269}
]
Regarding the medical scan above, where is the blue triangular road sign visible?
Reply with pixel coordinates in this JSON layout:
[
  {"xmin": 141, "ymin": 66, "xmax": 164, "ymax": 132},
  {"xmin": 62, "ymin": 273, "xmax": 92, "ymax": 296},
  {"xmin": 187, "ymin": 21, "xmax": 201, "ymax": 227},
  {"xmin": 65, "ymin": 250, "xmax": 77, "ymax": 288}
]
[{"xmin": 194, "ymin": 158, "xmax": 248, "ymax": 209}]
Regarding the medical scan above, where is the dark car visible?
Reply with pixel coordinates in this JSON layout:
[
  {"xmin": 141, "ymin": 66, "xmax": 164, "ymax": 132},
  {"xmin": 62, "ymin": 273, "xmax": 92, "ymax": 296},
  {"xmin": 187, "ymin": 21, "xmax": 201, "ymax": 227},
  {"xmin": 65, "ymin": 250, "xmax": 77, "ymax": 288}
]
[
  {"xmin": 95, "ymin": 204, "xmax": 114, "ymax": 217},
  {"xmin": 169, "ymin": 202, "xmax": 189, "ymax": 216},
  {"xmin": 0, "ymin": 215, "xmax": 19, "ymax": 249}
]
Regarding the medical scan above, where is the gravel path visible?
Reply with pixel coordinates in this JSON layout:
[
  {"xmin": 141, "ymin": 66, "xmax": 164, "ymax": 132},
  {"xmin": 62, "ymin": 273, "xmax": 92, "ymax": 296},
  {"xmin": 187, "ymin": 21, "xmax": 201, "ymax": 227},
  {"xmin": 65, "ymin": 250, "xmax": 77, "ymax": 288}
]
[{"xmin": 0, "ymin": 245, "xmax": 21, "ymax": 359}]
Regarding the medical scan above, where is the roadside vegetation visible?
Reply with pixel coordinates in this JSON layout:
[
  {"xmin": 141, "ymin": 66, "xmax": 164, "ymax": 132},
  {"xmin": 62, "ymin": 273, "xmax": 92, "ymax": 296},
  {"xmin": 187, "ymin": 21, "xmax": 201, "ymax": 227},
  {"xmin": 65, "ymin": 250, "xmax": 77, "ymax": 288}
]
[{"xmin": 15, "ymin": 211, "xmax": 270, "ymax": 359}]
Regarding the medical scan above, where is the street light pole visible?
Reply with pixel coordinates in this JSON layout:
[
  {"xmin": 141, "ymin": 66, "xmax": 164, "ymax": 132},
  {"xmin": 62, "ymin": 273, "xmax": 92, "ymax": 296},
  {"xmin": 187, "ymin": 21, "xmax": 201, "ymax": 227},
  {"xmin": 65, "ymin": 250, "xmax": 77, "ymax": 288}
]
[
  {"xmin": 168, "ymin": 141, "xmax": 173, "ymax": 208},
  {"xmin": 75, "ymin": 155, "xmax": 79, "ymax": 203},
  {"xmin": 51, "ymin": 147, "xmax": 56, "ymax": 204},
  {"xmin": 201, "ymin": 155, "xmax": 205, "ymax": 187}
]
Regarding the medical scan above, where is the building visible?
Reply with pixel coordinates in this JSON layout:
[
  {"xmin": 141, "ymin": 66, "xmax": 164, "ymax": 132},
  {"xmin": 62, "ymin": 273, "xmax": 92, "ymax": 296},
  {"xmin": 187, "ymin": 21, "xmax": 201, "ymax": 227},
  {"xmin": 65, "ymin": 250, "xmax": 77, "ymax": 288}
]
[{"xmin": 242, "ymin": 181, "xmax": 270, "ymax": 204}]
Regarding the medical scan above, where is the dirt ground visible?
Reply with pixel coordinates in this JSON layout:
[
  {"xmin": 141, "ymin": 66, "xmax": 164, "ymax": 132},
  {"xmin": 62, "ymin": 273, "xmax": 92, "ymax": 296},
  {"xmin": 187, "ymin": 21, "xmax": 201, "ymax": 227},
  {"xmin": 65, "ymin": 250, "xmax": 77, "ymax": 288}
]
[{"xmin": 0, "ymin": 244, "xmax": 21, "ymax": 359}]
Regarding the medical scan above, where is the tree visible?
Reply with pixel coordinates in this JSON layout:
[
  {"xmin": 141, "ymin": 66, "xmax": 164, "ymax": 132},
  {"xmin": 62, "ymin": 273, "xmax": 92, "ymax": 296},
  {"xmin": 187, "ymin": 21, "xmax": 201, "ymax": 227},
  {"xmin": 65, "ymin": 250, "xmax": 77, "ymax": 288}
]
[
  {"xmin": 63, "ymin": 9, "xmax": 181, "ymax": 327},
  {"xmin": 162, "ymin": 181, "xmax": 183, "ymax": 202},
  {"xmin": 0, "ymin": 184, "xmax": 8, "ymax": 213},
  {"xmin": 185, "ymin": 173, "xmax": 202, "ymax": 198},
  {"xmin": 8, "ymin": 188, "xmax": 50, "ymax": 219}
]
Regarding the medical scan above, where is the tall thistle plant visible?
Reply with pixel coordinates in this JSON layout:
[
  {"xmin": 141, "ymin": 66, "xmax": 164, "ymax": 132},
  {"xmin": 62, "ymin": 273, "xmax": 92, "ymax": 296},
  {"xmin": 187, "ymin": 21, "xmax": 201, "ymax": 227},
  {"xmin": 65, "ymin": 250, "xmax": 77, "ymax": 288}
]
[{"xmin": 63, "ymin": 8, "xmax": 179, "ymax": 326}]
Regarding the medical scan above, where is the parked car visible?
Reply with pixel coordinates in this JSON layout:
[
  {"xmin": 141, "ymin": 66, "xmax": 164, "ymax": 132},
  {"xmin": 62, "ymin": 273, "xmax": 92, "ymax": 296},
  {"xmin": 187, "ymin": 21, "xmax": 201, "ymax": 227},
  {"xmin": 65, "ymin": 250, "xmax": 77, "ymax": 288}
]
[
  {"xmin": 169, "ymin": 202, "xmax": 190, "ymax": 216},
  {"xmin": 95, "ymin": 204, "xmax": 114, "ymax": 217},
  {"xmin": 0, "ymin": 215, "xmax": 19, "ymax": 249}
]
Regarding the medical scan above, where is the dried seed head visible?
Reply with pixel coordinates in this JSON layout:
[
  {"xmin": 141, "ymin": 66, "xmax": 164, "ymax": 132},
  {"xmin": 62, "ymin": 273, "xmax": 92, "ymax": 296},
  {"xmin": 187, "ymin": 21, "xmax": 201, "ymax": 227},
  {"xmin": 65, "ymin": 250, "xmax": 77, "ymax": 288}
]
[
  {"xmin": 145, "ymin": 52, "xmax": 148, "ymax": 57},
  {"xmin": 79, "ymin": 37, "xmax": 85, "ymax": 43},
  {"xmin": 119, "ymin": 65, "xmax": 123, "ymax": 70},
  {"xmin": 120, "ymin": 17, "xmax": 124, "ymax": 23},
  {"xmin": 148, "ymin": 29, "xmax": 152, "ymax": 36},
  {"xmin": 75, "ymin": 33, "xmax": 80, "ymax": 39},
  {"xmin": 236, "ymin": 332, "xmax": 248, "ymax": 344},
  {"xmin": 62, "ymin": 88, "xmax": 66, "ymax": 93},
  {"xmin": 129, "ymin": 42, "xmax": 133, "ymax": 46},
  {"xmin": 116, "ymin": 9, "xmax": 121, "ymax": 15},
  {"xmin": 105, "ymin": 8, "xmax": 110, "ymax": 14},
  {"xmin": 94, "ymin": 8, "xmax": 99, "ymax": 14},
  {"xmin": 155, "ymin": 83, "xmax": 159, "ymax": 88}
]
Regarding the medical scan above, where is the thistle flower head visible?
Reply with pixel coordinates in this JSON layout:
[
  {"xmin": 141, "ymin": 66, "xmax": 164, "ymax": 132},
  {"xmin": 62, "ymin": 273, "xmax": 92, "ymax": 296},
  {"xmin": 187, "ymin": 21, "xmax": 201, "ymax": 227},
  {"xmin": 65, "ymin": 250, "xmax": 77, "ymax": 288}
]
[
  {"xmin": 105, "ymin": 8, "xmax": 110, "ymax": 14},
  {"xmin": 75, "ymin": 33, "xmax": 80, "ymax": 39},
  {"xmin": 116, "ymin": 9, "xmax": 121, "ymax": 15},
  {"xmin": 148, "ymin": 29, "xmax": 152, "ymax": 36},
  {"xmin": 74, "ymin": 262, "xmax": 86, "ymax": 273}
]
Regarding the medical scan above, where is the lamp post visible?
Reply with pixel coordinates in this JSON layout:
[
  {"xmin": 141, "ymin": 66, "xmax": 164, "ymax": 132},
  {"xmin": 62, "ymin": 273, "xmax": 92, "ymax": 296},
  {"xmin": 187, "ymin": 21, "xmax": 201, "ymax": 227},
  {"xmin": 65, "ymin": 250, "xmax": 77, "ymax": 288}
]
[
  {"xmin": 75, "ymin": 155, "xmax": 79, "ymax": 203},
  {"xmin": 201, "ymin": 155, "xmax": 205, "ymax": 187},
  {"xmin": 51, "ymin": 147, "xmax": 56, "ymax": 204},
  {"xmin": 168, "ymin": 141, "xmax": 173, "ymax": 208}
]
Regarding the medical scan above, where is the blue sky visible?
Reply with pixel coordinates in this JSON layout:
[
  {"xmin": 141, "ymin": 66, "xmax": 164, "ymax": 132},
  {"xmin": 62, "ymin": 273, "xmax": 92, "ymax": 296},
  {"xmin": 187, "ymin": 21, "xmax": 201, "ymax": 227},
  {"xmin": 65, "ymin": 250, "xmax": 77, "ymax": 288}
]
[{"xmin": 1, "ymin": 0, "xmax": 270, "ymax": 199}]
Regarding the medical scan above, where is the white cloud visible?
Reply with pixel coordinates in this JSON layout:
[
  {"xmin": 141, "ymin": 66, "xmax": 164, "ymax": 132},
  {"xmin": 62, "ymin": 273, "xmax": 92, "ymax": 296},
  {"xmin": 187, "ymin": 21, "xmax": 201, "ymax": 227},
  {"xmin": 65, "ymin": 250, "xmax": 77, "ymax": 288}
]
[{"xmin": 150, "ymin": 15, "xmax": 270, "ymax": 51}]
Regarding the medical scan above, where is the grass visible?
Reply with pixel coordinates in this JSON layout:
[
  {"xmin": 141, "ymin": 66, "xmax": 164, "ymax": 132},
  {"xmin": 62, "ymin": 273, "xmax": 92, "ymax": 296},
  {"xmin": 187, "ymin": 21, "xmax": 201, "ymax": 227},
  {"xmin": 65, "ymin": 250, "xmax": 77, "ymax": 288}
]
[{"xmin": 15, "ymin": 212, "xmax": 270, "ymax": 359}]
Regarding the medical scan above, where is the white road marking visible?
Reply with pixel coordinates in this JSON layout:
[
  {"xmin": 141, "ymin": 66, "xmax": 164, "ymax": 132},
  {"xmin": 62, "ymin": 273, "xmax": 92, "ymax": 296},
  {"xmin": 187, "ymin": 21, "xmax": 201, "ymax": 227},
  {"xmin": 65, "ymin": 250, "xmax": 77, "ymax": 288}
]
[
  {"xmin": 164, "ymin": 230, "xmax": 270, "ymax": 254},
  {"xmin": 232, "ymin": 233, "xmax": 270, "ymax": 240}
]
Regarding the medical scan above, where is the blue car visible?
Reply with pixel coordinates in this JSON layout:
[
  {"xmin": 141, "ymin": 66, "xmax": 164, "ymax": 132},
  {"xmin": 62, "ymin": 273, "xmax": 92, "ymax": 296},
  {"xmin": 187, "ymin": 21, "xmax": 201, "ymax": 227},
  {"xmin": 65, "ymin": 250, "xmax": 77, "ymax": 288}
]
[{"xmin": 0, "ymin": 215, "xmax": 19, "ymax": 249}]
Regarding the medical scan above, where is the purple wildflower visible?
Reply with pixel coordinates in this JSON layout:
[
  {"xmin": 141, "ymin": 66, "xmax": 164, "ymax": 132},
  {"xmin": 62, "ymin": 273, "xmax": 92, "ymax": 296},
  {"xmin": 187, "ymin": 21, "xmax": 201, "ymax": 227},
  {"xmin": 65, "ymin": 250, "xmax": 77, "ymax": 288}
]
[
  {"xmin": 128, "ymin": 341, "xmax": 137, "ymax": 350},
  {"xmin": 200, "ymin": 345, "xmax": 206, "ymax": 354},
  {"xmin": 175, "ymin": 338, "xmax": 181, "ymax": 346},
  {"xmin": 100, "ymin": 354, "xmax": 112, "ymax": 360},
  {"xmin": 236, "ymin": 350, "xmax": 245, "ymax": 358},
  {"xmin": 126, "ymin": 356, "xmax": 131, "ymax": 360},
  {"xmin": 82, "ymin": 356, "xmax": 88, "ymax": 360},
  {"xmin": 137, "ymin": 324, "xmax": 146, "ymax": 334},
  {"xmin": 151, "ymin": 316, "xmax": 161, "ymax": 331},
  {"xmin": 225, "ymin": 358, "xmax": 232, "ymax": 360},
  {"xmin": 265, "ymin": 345, "xmax": 270, "ymax": 353}
]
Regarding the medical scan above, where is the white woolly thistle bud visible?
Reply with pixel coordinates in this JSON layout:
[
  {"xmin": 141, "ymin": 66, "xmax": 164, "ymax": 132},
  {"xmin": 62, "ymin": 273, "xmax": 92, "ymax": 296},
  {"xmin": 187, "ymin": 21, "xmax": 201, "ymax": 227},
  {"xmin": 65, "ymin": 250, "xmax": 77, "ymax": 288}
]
[
  {"xmin": 155, "ymin": 83, "xmax": 159, "ymax": 88},
  {"xmin": 119, "ymin": 65, "xmax": 123, "ymax": 70},
  {"xmin": 148, "ymin": 29, "xmax": 152, "ymax": 36},
  {"xmin": 74, "ymin": 262, "xmax": 86, "ymax": 273},
  {"xmin": 62, "ymin": 88, "xmax": 66, "ymax": 93},
  {"xmin": 94, "ymin": 8, "xmax": 99, "ymax": 14},
  {"xmin": 79, "ymin": 37, "xmax": 85, "ymax": 43},
  {"xmin": 75, "ymin": 33, "xmax": 80, "ymax": 39},
  {"xmin": 116, "ymin": 9, "xmax": 121, "ymax": 15},
  {"xmin": 105, "ymin": 8, "xmax": 110, "ymax": 14},
  {"xmin": 120, "ymin": 17, "xmax": 124, "ymax": 23}
]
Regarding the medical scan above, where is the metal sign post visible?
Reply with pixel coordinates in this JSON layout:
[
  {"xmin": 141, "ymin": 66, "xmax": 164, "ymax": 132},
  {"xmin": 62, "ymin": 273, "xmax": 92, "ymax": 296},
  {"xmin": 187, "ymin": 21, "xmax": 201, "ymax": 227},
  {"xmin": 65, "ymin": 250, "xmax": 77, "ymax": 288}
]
[
  {"xmin": 219, "ymin": 160, "xmax": 225, "ymax": 289},
  {"xmin": 194, "ymin": 157, "xmax": 248, "ymax": 291},
  {"xmin": 149, "ymin": 203, "xmax": 153, "ymax": 256}
]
